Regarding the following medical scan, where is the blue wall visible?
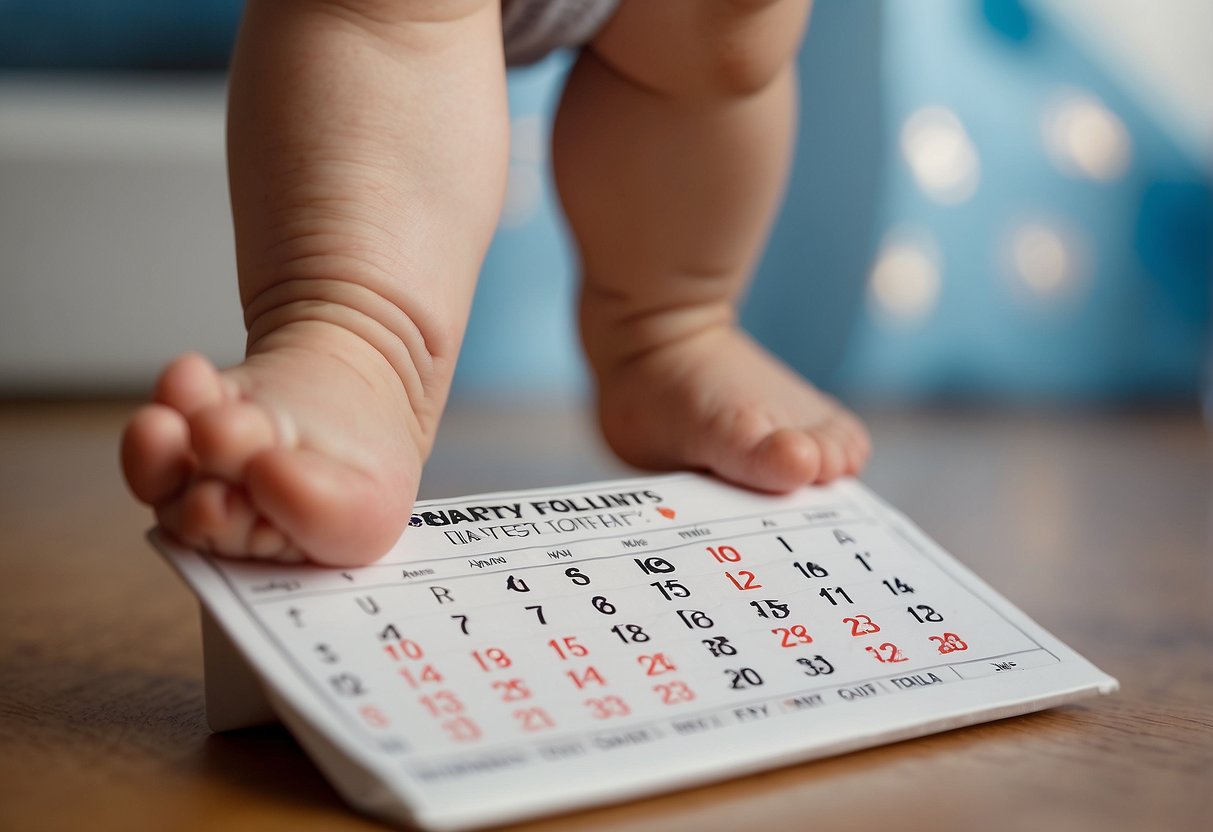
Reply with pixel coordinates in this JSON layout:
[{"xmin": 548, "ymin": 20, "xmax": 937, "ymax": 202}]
[{"xmin": 817, "ymin": 0, "xmax": 1212, "ymax": 402}]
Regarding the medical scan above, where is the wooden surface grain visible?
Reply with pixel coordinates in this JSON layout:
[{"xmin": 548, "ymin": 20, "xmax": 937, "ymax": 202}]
[{"xmin": 1, "ymin": 400, "xmax": 1210, "ymax": 831}]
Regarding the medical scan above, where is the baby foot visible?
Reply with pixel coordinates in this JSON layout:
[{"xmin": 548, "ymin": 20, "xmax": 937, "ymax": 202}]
[
  {"xmin": 121, "ymin": 321, "xmax": 429, "ymax": 567},
  {"xmin": 592, "ymin": 325, "xmax": 870, "ymax": 492}
]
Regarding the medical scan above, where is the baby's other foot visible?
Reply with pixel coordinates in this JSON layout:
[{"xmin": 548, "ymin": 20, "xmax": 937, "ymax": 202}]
[
  {"xmin": 593, "ymin": 326, "xmax": 870, "ymax": 492},
  {"xmin": 121, "ymin": 322, "xmax": 427, "ymax": 566}
]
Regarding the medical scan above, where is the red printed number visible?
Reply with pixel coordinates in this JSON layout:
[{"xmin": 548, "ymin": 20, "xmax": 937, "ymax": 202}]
[
  {"xmin": 513, "ymin": 707, "xmax": 555, "ymax": 732},
  {"xmin": 567, "ymin": 665, "xmax": 607, "ymax": 689},
  {"xmin": 866, "ymin": 642, "xmax": 907, "ymax": 663},
  {"xmin": 471, "ymin": 648, "xmax": 512, "ymax": 672},
  {"xmin": 930, "ymin": 633, "xmax": 969, "ymax": 653},
  {"xmin": 725, "ymin": 570, "xmax": 763, "ymax": 591},
  {"xmin": 419, "ymin": 690, "xmax": 464, "ymax": 717},
  {"xmin": 637, "ymin": 653, "xmax": 678, "ymax": 676},
  {"xmin": 382, "ymin": 639, "xmax": 424, "ymax": 661},
  {"xmin": 398, "ymin": 664, "xmax": 444, "ymax": 688},
  {"xmin": 653, "ymin": 681, "xmax": 696, "ymax": 704},
  {"xmin": 585, "ymin": 695, "xmax": 631, "ymax": 719},
  {"xmin": 491, "ymin": 678, "xmax": 532, "ymax": 702},
  {"xmin": 441, "ymin": 716, "xmax": 481, "ymax": 742},
  {"xmin": 772, "ymin": 624, "xmax": 813, "ymax": 647},
  {"xmin": 844, "ymin": 614, "xmax": 881, "ymax": 636},
  {"xmin": 359, "ymin": 705, "xmax": 389, "ymax": 728},
  {"xmin": 707, "ymin": 545, "xmax": 742, "ymax": 563},
  {"xmin": 547, "ymin": 636, "xmax": 590, "ymax": 660}
]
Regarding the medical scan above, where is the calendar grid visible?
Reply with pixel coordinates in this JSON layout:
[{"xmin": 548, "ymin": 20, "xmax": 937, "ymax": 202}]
[
  {"xmin": 164, "ymin": 474, "xmax": 1115, "ymax": 830},
  {"xmin": 203, "ymin": 482, "xmax": 1058, "ymax": 765}
]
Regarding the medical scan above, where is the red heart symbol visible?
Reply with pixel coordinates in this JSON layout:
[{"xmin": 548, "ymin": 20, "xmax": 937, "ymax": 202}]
[{"xmin": 657, "ymin": 506, "xmax": 675, "ymax": 520}]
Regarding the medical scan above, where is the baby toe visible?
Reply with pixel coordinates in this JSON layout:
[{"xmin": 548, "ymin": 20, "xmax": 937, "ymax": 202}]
[
  {"xmin": 246, "ymin": 519, "xmax": 307, "ymax": 562},
  {"xmin": 808, "ymin": 425, "xmax": 849, "ymax": 484},
  {"xmin": 178, "ymin": 479, "xmax": 260, "ymax": 557},
  {"xmin": 843, "ymin": 432, "xmax": 870, "ymax": 475},
  {"xmin": 154, "ymin": 352, "xmax": 229, "ymax": 417},
  {"xmin": 122, "ymin": 403, "xmax": 193, "ymax": 505},
  {"xmin": 751, "ymin": 429, "xmax": 825, "ymax": 490},
  {"xmin": 832, "ymin": 412, "xmax": 871, "ymax": 472},
  {"xmin": 702, "ymin": 426, "xmax": 821, "ymax": 493},
  {"xmin": 268, "ymin": 546, "xmax": 309, "ymax": 564},
  {"xmin": 189, "ymin": 401, "xmax": 279, "ymax": 482},
  {"xmin": 247, "ymin": 519, "xmax": 287, "ymax": 558}
]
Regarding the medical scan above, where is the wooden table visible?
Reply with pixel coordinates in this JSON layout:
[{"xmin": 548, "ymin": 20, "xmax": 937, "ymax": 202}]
[{"xmin": 2, "ymin": 400, "xmax": 1210, "ymax": 831}]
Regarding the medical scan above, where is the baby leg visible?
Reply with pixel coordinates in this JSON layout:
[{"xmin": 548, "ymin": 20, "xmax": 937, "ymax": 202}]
[
  {"xmin": 121, "ymin": 0, "xmax": 509, "ymax": 565},
  {"xmin": 553, "ymin": 0, "xmax": 870, "ymax": 490}
]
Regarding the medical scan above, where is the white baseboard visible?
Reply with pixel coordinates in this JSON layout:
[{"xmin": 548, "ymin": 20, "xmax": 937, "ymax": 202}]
[{"xmin": 0, "ymin": 74, "xmax": 246, "ymax": 394}]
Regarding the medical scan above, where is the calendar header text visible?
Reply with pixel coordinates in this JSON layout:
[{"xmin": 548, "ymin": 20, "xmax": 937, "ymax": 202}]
[{"xmin": 410, "ymin": 489, "xmax": 664, "ymax": 529}]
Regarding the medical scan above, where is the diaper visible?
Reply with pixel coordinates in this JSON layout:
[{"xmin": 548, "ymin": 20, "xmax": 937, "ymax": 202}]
[{"xmin": 502, "ymin": 0, "xmax": 621, "ymax": 65}]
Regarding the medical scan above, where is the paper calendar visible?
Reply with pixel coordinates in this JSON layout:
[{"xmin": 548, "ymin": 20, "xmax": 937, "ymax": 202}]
[{"xmin": 154, "ymin": 474, "xmax": 1117, "ymax": 830}]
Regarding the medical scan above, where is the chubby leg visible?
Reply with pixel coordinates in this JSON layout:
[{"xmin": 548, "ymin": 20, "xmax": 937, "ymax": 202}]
[
  {"xmin": 553, "ymin": 0, "xmax": 869, "ymax": 490},
  {"xmin": 121, "ymin": 0, "xmax": 509, "ymax": 566}
]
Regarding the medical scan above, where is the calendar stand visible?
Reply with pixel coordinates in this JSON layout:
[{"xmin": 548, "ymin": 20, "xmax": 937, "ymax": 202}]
[{"xmin": 201, "ymin": 608, "xmax": 275, "ymax": 732}]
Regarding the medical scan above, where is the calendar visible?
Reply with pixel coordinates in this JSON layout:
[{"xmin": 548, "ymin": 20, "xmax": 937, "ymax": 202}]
[{"xmin": 154, "ymin": 474, "xmax": 1116, "ymax": 830}]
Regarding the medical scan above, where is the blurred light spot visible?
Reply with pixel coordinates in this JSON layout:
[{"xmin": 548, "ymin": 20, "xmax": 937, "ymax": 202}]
[
  {"xmin": 1042, "ymin": 89, "xmax": 1131, "ymax": 182},
  {"xmin": 900, "ymin": 107, "xmax": 981, "ymax": 205},
  {"xmin": 868, "ymin": 230, "xmax": 942, "ymax": 324},
  {"xmin": 1004, "ymin": 220, "xmax": 1088, "ymax": 301},
  {"xmin": 510, "ymin": 115, "xmax": 546, "ymax": 165},
  {"xmin": 499, "ymin": 163, "xmax": 542, "ymax": 228}
]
